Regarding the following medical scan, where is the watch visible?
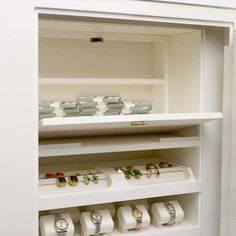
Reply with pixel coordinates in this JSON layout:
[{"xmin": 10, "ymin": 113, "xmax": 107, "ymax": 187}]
[
  {"xmin": 54, "ymin": 213, "xmax": 69, "ymax": 236},
  {"xmin": 90, "ymin": 210, "xmax": 102, "ymax": 235},
  {"xmin": 131, "ymin": 205, "xmax": 143, "ymax": 230},
  {"xmin": 164, "ymin": 201, "xmax": 176, "ymax": 225}
]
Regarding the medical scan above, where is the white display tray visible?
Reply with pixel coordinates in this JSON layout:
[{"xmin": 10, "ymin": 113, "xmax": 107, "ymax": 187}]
[
  {"xmin": 39, "ymin": 135, "xmax": 200, "ymax": 157},
  {"xmin": 39, "ymin": 113, "xmax": 223, "ymax": 138},
  {"xmin": 73, "ymin": 220, "xmax": 200, "ymax": 236},
  {"xmin": 39, "ymin": 158, "xmax": 199, "ymax": 211}
]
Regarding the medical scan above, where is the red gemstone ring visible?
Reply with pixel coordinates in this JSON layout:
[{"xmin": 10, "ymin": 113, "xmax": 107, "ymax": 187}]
[
  {"xmin": 55, "ymin": 172, "xmax": 64, "ymax": 177},
  {"xmin": 46, "ymin": 173, "xmax": 54, "ymax": 178}
]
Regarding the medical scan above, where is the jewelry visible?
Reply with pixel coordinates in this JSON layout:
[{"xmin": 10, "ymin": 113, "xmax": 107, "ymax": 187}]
[
  {"xmin": 131, "ymin": 205, "xmax": 143, "ymax": 230},
  {"xmin": 159, "ymin": 161, "xmax": 173, "ymax": 168},
  {"xmin": 68, "ymin": 175, "xmax": 78, "ymax": 186},
  {"xmin": 131, "ymin": 169, "xmax": 143, "ymax": 179},
  {"xmin": 145, "ymin": 163, "xmax": 160, "ymax": 178},
  {"xmin": 83, "ymin": 175, "xmax": 91, "ymax": 185},
  {"xmin": 126, "ymin": 166, "xmax": 142, "ymax": 179},
  {"xmin": 91, "ymin": 175, "xmax": 99, "ymax": 184},
  {"xmin": 90, "ymin": 210, "xmax": 102, "ymax": 235},
  {"xmin": 115, "ymin": 167, "xmax": 131, "ymax": 179},
  {"xmin": 46, "ymin": 173, "xmax": 54, "ymax": 178},
  {"xmin": 56, "ymin": 172, "xmax": 64, "ymax": 177},
  {"xmin": 164, "ymin": 201, "xmax": 176, "ymax": 225},
  {"xmin": 56, "ymin": 176, "xmax": 67, "ymax": 187},
  {"xmin": 115, "ymin": 166, "xmax": 142, "ymax": 179},
  {"xmin": 114, "ymin": 167, "xmax": 124, "ymax": 173},
  {"xmin": 54, "ymin": 213, "xmax": 68, "ymax": 236}
]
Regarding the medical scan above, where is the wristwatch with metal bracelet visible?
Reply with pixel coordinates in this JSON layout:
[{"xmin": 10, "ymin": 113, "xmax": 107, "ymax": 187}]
[
  {"xmin": 164, "ymin": 201, "xmax": 176, "ymax": 225},
  {"xmin": 131, "ymin": 205, "xmax": 143, "ymax": 230},
  {"xmin": 54, "ymin": 213, "xmax": 69, "ymax": 236},
  {"xmin": 90, "ymin": 210, "xmax": 103, "ymax": 235}
]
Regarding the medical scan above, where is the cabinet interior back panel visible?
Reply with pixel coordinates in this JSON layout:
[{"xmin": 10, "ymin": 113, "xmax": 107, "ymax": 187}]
[{"xmin": 39, "ymin": 38, "xmax": 154, "ymax": 78}]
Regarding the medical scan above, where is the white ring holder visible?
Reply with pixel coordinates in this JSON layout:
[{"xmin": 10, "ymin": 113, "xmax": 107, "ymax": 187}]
[
  {"xmin": 80, "ymin": 209, "xmax": 114, "ymax": 236},
  {"xmin": 40, "ymin": 213, "xmax": 74, "ymax": 236},
  {"xmin": 151, "ymin": 200, "xmax": 184, "ymax": 226},
  {"xmin": 117, "ymin": 205, "xmax": 150, "ymax": 233}
]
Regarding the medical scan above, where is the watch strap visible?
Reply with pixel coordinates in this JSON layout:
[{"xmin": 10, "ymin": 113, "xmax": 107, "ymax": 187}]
[
  {"xmin": 54, "ymin": 213, "xmax": 68, "ymax": 236},
  {"xmin": 164, "ymin": 202, "xmax": 176, "ymax": 225},
  {"xmin": 131, "ymin": 205, "xmax": 143, "ymax": 230},
  {"xmin": 90, "ymin": 210, "xmax": 102, "ymax": 235},
  {"xmin": 94, "ymin": 221, "xmax": 101, "ymax": 234},
  {"xmin": 58, "ymin": 232, "xmax": 66, "ymax": 236}
]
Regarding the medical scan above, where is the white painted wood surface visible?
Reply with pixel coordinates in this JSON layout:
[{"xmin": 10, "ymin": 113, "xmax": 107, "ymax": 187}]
[
  {"xmin": 39, "ymin": 177, "xmax": 200, "ymax": 211},
  {"xmin": 1, "ymin": 1, "xmax": 235, "ymax": 236},
  {"xmin": 39, "ymin": 135, "xmax": 200, "ymax": 157},
  {"xmin": 39, "ymin": 78, "xmax": 165, "ymax": 85},
  {"xmin": 39, "ymin": 113, "xmax": 222, "ymax": 138},
  {"xmin": 75, "ymin": 220, "xmax": 200, "ymax": 236},
  {"xmin": 0, "ymin": 1, "xmax": 38, "ymax": 236}
]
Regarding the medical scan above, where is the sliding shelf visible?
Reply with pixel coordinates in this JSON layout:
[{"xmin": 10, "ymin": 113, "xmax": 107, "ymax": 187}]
[
  {"xmin": 39, "ymin": 178, "xmax": 200, "ymax": 211},
  {"xmin": 39, "ymin": 78, "xmax": 165, "ymax": 85},
  {"xmin": 39, "ymin": 113, "xmax": 223, "ymax": 138},
  {"xmin": 39, "ymin": 135, "xmax": 199, "ymax": 157},
  {"xmin": 74, "ymin": 220, "xmax": 200, "ymax": 236}
]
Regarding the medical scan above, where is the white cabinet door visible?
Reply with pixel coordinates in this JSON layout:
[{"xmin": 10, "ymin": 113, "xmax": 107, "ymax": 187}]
[
  {"xmin": 0, "ymin": 2, "xmax": 38, "ymax": 236},
  {"xmin": 220, "ymin": 31, "xmax": 236, "ymax": 236},
  {"xmin": 228, "ymin": 31, "xmax": 236, "ymax": 236}
]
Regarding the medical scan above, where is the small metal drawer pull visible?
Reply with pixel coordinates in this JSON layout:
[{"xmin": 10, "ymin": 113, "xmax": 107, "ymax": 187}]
[{"xmin": 130, "ymin": 121, "xmax": 148, "ymax": 126}]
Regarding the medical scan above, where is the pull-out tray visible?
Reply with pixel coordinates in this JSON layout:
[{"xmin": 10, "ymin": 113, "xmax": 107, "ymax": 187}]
[
  {"xmin": 39, "ymin": 113, "xmax": 223, "ymax": 138},
  {"xmin": 39, "ymin": 158, "xmax": 198, "ymax": 211}
]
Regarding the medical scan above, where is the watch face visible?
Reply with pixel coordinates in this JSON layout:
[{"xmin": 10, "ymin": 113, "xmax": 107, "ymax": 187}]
[
  {"xmin": 169, "ymin": 205, "xmax": 176, "ymax": 212},
  {"xmin": 133, "ymin": 209, "xmax": 143, "ymax": 219},
  {"xmin": 91, "ymin": 212, "xmax": 102, "ymax": 221},
  {"xmin": 55, "ymin": 219, "xmax": 68, "ymax": 231}
]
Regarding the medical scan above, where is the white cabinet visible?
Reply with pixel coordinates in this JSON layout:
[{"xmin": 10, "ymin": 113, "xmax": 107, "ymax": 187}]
[
  {"xmin": 1, "ymin": 1, "xmax": 236, "ymax": 236},
  {"xmin": 37, "ymin": 13, "xmax": 223, "ymax": 236}
]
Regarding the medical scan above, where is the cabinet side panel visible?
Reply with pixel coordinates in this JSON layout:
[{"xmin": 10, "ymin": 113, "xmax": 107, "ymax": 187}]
[
  {"xmin": 220, "ymin": 34, "xmax": 233, "ymax": 236},
  {"xmin": 201, "ymin": 29, "xmax": 224, "ymax": 236},
  {"xmin": 0, "ymin": 3, "xmax": 38, "ymax": 236},
  {"xmin": 229, "ymin": 32, "xmax": 236, "ymax": 236},
  {"xmin": 168, "ymin": 31, "xmax": 201, "ymax": 113}
]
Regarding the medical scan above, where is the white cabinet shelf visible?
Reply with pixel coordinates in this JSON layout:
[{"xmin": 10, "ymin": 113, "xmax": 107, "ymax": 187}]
[
  {"xmin": 39, "ymin": 113, "xmax": 223, "ymax": 138},
  {"xmin": 39, "ymin": 179, "xmax": 200, "ymax": 211},
  {"xmin": 39, "ymin": 135, "xmax": 200, "ymax": 157},
  {"xmin": 39, "ymin": 78, "xmax": 166, "ymax": 85},
  {"xmin": 74, "ymin": 220, "xmax": 200, "ymax": 236}
]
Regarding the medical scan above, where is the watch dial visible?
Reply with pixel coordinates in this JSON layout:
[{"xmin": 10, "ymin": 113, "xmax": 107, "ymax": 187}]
[
  {"xmin": 55, "ymin": 219, "xmax": 68, "ymax": 230},
  {"xmin": 133, "ymin": 209, "xmax": 142, "ymax": 218},
  {"xmin": 91, "ymin": 212, "xmax": 102, "ymax": 221}
]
